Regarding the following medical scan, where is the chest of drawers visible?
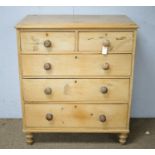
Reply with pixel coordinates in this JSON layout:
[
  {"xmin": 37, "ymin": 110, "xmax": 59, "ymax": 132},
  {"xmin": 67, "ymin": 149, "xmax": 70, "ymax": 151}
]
[{"xmin": 16, "ymin": 15, "xmax": 138, "ymax": 145}]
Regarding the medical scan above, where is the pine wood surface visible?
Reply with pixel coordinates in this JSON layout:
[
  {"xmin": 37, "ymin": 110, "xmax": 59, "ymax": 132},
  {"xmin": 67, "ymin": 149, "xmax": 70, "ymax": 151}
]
[{"xmin": 16, "ymin": 15, "xmax": 138, "ymax": 144}]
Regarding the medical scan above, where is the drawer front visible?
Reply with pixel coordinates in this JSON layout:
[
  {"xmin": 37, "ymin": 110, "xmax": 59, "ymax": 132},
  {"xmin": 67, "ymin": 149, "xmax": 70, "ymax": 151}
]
[
  {"xmin": 20, "ymin": 32, "xmax": 75, "ymax": 53},
  {"xmin": 79, "ymin": 32, "xmax": 133, "ymax": 53},
  {"xmin": 25, "ymin": 103, "xmax": 128, "ymax": 129},
  {"xmin": 21, "ymin": 54, "xmax": 131, "ymax": 77},
  {"xmin": 23, "ymin": 79, "xmax": 129, "ymax": 103}
]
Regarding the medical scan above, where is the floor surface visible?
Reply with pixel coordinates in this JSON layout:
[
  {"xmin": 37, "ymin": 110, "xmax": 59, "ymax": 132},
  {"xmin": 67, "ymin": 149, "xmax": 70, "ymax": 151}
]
[{"xmin": 0, "ymin": 118, "xmax": 154, "ymax": 149}]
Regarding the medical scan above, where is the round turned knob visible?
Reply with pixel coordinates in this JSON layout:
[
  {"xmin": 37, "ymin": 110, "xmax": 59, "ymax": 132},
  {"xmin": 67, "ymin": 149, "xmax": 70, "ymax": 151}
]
[
  {"xmin": 100, "ymin": 86, "xmax": 108, "ymax": 94},
  {"xmin": 44, "ymin": 87, "xmax": 52, "ymax": 95},
  {"xmin": 102, "ymin": 62, "xmax": 110, "ymax": 70},
  {"xmin": 44, "ymin": 63, "xmax": 52, "ymax": 70},
  {"xmin": 44, "ymin": 40, "xmax": 52, "ymax": 48},
  {"xmin": 102, "ymin": 39, "xmax": 110, "ymax": 47},
  {"xmin": 99, "ymin": 114, "xmax": 106, "ymax": 122},
  {"xmin": 46, "ymin": 113, "xmax": 53, "ymax": 121}
]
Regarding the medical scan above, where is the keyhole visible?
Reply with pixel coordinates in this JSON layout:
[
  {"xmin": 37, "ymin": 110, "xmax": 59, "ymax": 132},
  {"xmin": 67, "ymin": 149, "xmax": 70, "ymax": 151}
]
[
  {"xmin": 90, "ymin": 113, "xmax": 94, "ymax": 116},
  {"xmin": 75, "ymin": 56, "xmax": 78, "ymax": 59}
]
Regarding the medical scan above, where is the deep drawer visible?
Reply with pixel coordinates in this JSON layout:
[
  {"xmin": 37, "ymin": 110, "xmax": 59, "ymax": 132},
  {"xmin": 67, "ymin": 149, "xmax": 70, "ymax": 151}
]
[
  {"xmin": 21, "ymin": 54, "xmax": 132, "ymax": 77},
  {"xmin": 25, "ymin": 103, "xmax": 128, "ymax": 129},
  {"xmin": 22, "ymin": 79, "xmax": 129, "ymax": 103}
]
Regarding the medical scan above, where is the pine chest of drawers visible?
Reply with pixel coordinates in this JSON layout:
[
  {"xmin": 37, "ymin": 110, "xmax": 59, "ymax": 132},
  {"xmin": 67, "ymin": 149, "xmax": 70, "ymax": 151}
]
[{"xmin": 16, "ymin": 15, "xmax": 138, "ymax": 144}]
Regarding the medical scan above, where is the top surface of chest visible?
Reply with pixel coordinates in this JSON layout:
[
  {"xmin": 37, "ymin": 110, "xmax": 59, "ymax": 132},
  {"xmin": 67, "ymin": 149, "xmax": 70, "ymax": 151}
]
[{"xmin": 16, "ymin": 15, "xmax": 138, "ymax": 29}]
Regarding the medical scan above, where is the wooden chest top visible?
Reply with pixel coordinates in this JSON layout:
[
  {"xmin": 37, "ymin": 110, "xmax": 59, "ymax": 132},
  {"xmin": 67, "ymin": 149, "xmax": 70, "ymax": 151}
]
[{"xmin": 16, "ymin": 15, "xmax": 138, "ymax": 29}]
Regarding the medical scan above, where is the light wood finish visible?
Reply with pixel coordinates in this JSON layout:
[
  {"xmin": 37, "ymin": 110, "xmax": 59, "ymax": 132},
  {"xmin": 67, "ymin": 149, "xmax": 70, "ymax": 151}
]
[
  {"xmin": 21, "ymin": 32, "xmax": 75, "ymax": 53},
  {"xmin": 118, "ymin": 133, "xmax": 128, "ymax": 145},
  {"xmin": 127, "ymin": 31, "xmax": 137, "ymax": 130},
  {"xmin": 25, "ymin": 104, "xmax": 128, "ymax": 129},
  {"xmin": 16, "ymin": 30, "xmax": 27, "ymax": 130},
  {"xmin": 16, "ymin": 15, "xmax": 138, "ymax": 29},
  {"xmin": 22, "ymin": 79, "xmax": 129, "ymax": 103},
  {"xmin": 25, "ymin": 133, "xmax": 34, "ymax": 145},
  {"xmin": 23, "ymin": 127, "xmax": 129, "ymax": 133},
  {"xmin": 21, "ymin": 54, "xmax": 132, "ymax": 77},
  {"xmin": 16, "ymin": 15, "xmax": 138, "ymax": 144},
  {"xmin": 79, "ymin": 32, "xmax": 133, "ymax": 53}
]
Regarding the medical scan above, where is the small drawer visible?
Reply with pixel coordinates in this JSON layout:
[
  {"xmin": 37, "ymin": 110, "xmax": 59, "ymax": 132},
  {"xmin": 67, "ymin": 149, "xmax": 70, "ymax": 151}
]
[
  {"xmin": 20, "ymin": 32, "xmax": 75, "ymax": 53},
  {"xmin": 22, "ymin": 79, "xmax": 129, "ymax": 103},
  {"xmin": 79, "ymin": 32, "xmax": 133, "ymax": 53},
  {"xmin": 21, "ymin": 54, "xmax": 132, "ymax": 77},
  {"xmin": 25, "ymin": 103, "xmax": 128, "ymax": 129}
]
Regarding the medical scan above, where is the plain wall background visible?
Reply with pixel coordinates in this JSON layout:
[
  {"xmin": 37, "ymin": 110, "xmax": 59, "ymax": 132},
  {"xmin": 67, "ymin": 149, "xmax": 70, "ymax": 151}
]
[{"xmin": 0, "ymin": 6, "xmax": 155, "ymax": 118}]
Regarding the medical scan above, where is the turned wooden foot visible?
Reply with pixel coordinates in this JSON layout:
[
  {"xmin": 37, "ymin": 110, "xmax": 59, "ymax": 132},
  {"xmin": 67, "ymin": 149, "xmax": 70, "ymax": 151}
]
[
  {"xmin": 25, "ymin": 133, "xmax": 34, "ymax": 145},
  {"xmin": 118, "ymin": 133, "xmax": 128, "ymax": 145}
]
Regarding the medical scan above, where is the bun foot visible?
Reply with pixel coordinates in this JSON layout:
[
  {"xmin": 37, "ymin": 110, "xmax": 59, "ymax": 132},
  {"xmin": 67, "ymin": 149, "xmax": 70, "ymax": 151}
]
[
  {"xmin": 118, "ymin": 133, "xmax": 128, "ymax": 145},
  {"xmin": 26, "ymin": 133, "xmax": 34, "ymax": 145}
]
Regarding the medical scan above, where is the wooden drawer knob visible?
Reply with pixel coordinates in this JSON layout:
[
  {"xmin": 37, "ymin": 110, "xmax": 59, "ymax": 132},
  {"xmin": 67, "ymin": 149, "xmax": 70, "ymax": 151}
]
[
  {"xmin": 44, "ymin": 40, "xmax": 52, "ymax": 48},
  {"xmin": 102, "ymin": 62, "xmax": 110, "ymax": 70},
  {"xmin": 44, "ymin": 63, "xmax": 52, "ymax": 70},
  {"xmin": 100, "ymin": 86, "xmax": 108, "ymax": 94},
  {"xmin": 46, "ymin": 113, "xmax": 53, "ymax": 121},
  {"xmin": 99, "ymin": 114, "xmax": 106, "ymax": 122},
  {"xmin": 44, "ymin": 87, "xmax": 52, "ymax": 95},
  {"xmin": 102, "ymin": 39, "xmax": 110, "ymax": 47}
]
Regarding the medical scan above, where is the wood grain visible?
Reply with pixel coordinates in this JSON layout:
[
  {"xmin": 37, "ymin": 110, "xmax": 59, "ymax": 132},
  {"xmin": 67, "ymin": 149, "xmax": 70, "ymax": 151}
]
[
  {"xmin": 16, "ymin": 15, "xmax": 138, "ymax": 29},
  {"xmin": 25, "ymin": 103, "xmax": 128, "ymax": 129},
  {"xmin": 16, "ymin": 15, "xmax": 138, "ymax": 144},
  {"xmin": 21, "ymin": 54, "xmax": 132, "ymax": 77},
  {"xmin": 79, "ymin": 32, "xmax": 133, "ymax": 53},
  {"xmin": 22, "ymin": 79, "xmax": 129, "ymax": 103},
  {"xmin": 21, "ymin": 31, "xmax": 75, "ymax": 53}
]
